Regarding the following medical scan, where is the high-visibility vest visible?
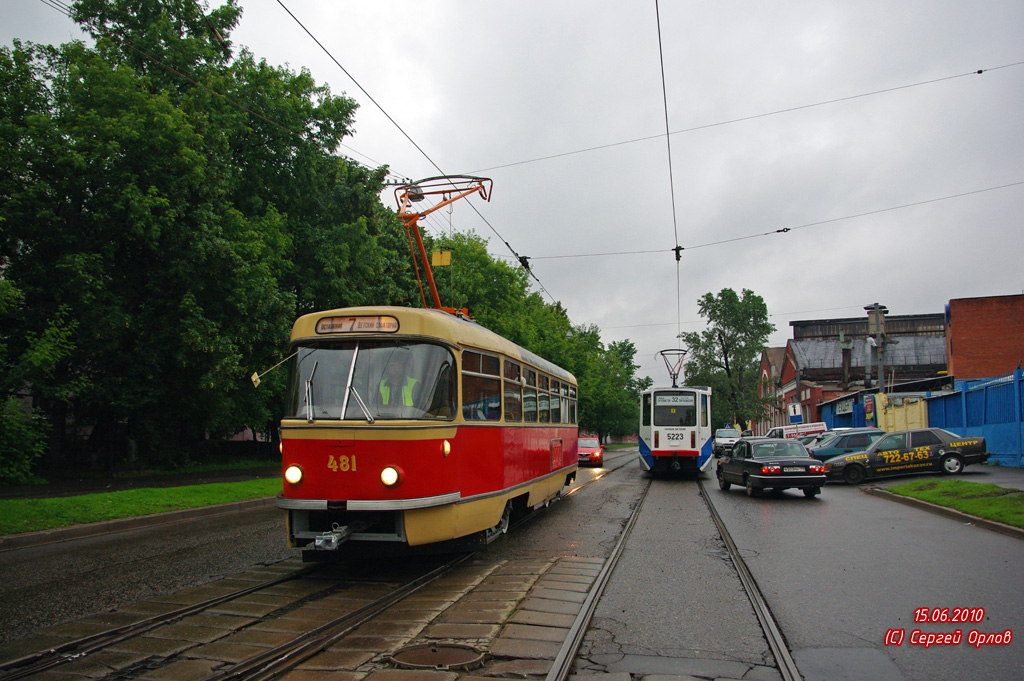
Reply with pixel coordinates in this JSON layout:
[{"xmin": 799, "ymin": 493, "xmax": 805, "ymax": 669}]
[{"xmin": 380, "ymin": 377, "xmax": 418, "ymax": 407}]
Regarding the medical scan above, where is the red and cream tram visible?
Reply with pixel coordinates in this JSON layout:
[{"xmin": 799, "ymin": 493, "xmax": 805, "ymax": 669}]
[{"xmin": 277, "ymin": 306, "xmax": 579, "ymax": 557}]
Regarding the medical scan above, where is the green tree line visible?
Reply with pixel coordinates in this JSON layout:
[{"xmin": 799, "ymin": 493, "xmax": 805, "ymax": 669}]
[{"xmin": 0, "ymin": 0, "xmax": 645, "ymax": 483}]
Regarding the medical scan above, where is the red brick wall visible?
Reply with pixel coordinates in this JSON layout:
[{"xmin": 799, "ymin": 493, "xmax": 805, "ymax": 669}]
[{"xmin": 946, "ymin": 295, "xmax": 1024, "ymax": 379}]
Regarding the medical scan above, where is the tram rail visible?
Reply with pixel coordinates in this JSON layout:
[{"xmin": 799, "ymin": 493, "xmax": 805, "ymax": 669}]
[
  {"xmin": 0, "ymin": 562, "xmax": 322, "ymax": 681},
  {"xmin": 697, "ymin": 477, "xmax": 802, "ymax": 681}
]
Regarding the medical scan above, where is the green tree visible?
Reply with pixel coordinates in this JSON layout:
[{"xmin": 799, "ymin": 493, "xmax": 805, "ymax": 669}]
[
  {"xmin": 680, "ymin": 288, "xmax": 774, "ymax": 431},
  {"xmin": 0, "ymin": 1, "xmax": 411, "ymax": 476}
]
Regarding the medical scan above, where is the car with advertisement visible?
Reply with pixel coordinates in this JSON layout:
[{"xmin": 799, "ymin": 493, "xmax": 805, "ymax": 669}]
[
  {"xmin": 716, "ymin": 437, "xmax": 826, "ymax": 498},
  {"xmin": 807, "ymin": 428, "xmax": 885, "ymax": 461},
  {"xmin": 824, "ymin": 428, "xmax": 988, "ymax": 484},
  {"xmin": 577, "ymin": 437, "xmax": 604, "ymax": 467},
  {"xmin": 764, "ymin": 422, "xmax": 828, "ymax": 440}
]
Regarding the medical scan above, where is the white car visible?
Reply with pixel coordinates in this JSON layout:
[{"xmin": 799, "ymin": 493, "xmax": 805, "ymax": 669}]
[{"xmin": 713, "ymin": 428, "xmax": 742, "ymax": 456}]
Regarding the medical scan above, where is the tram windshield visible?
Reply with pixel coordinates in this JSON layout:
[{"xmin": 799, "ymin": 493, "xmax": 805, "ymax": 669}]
[
  {"xmin": 286, "ymin": 340, "xmax": 456, "ymax": 421},
  {"xmin": 653, "ymin": 391, "xmax": 697, "ymax": 427}
]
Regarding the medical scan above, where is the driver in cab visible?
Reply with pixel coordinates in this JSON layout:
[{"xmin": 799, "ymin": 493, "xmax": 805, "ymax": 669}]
[{"xmin": 378, "ymin": 355, "xmax": 419, "ymax": 417}]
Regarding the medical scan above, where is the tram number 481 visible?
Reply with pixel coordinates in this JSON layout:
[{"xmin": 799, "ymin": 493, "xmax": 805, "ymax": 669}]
[{"xmin": 327, "ymin": 454, "xmax": 356, "ymax": 472}]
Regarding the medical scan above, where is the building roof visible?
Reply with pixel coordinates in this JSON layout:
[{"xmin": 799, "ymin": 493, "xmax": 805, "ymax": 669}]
[
  {"xmin": 790, "ymin": 336, "xmax": 946, "ymax": 371},
  {"xmin": 762, "ymin": 347, "xmax": 786, "ymax": 377}
]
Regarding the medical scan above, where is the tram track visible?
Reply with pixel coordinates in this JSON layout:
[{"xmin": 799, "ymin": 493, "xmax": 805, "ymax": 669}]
[
  {"xmin": 697, "ymin": 476, "xmax": 802, "ymax": 681},
  {"xmin": 0, "ymin": 561, "xmax": 322, "ymax": 681},
  {"xmin": 1, "ymin": 455, "xmax": 647, "ymax": 681}
]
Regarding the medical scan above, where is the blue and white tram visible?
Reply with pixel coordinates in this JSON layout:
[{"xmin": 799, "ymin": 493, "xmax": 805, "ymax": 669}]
[{"xmin": 638, "ymin": 386, "xmax": 713, "ymax": 474}]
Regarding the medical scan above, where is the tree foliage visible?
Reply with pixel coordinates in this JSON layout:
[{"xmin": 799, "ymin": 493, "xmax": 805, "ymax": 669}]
[
  {"xmin": 680, "ymin": 288, "xmax": 774, "ymax": 430},
  {"xmin": 0, "ymin": 1, "xmax": 645, "ymax": 481}
]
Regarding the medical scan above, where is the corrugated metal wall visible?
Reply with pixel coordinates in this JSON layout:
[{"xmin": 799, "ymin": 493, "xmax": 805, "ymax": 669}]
[{"xmin": 927, "ymin": 369, "xmax": 1023, "ymax": 466}]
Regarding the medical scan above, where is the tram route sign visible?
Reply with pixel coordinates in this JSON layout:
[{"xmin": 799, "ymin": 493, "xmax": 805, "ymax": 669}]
[{"xmin": 316, "ymin": 315, "xmax": 400, "ymax": 334}]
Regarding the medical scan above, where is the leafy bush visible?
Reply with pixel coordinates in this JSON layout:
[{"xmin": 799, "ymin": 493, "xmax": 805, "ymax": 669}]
[{"xmin": 0, "ymin": 399, "xmax": 48, "ymax": 485}]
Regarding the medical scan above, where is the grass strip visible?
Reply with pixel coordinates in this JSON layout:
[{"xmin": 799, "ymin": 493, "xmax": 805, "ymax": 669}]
[
  {"xmin": 0, "ymin": 478, "xmax": 281, "ymax": 536},
  {"xmin": 886, "ymin": 479, "xmax": 1024, "ymax": 529}
]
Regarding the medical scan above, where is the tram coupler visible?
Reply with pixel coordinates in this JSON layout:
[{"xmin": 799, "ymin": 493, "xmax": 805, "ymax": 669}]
[
  {"xmin": 671, "ymin": 457, "xmax": 682, "ymax": 471},
  {"xmin": 312, "ymin": 521, "xmax": 367, "ymax": 551}
]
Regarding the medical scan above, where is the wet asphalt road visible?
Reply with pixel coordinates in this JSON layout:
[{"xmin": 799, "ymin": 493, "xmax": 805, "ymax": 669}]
[
  {"xmin": 709, "ymin": 460, "xmax": 1024, "ymax": 681},
  {"xmin": 2, "ymin": 449, "xmax": 1023, "ymax": 681},
  {"xmin": 0, "ymin": 505, "xmax": 298, "ymax": 644}
]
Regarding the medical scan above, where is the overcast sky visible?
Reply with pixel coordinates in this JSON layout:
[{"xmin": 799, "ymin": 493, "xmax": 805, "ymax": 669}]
[{"xmin": 6, "ymin": 1, "xmax": 1024, "ymax": 383}]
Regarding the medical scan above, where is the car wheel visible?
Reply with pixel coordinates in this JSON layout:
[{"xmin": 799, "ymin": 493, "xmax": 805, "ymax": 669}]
[
  {"xmin": 745, "ymin": 477, "xmax": 760, "ymax": 497},
  {"xmin": 804, "ymin": 486, "xmax": 820, "ymax": 498},
  {"xmin": 717, "ymin": 470, "xmax": 731, "ymax": 491},
  {"xmin": 940, "ymin": 453, "xmax": 964, "ymax": 475},
  {"xmin": 843, "ymin": 464, "xmax": 866, "ymax": 485}
]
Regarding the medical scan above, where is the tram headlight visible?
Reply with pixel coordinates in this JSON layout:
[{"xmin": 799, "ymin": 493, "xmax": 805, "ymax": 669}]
[
  {"xmin": 442, "ymin": 440, "xmax": 451, "ymax": 457},
  {"xmin": 381, "ymin": 466, "xmax": 400, "ymax": 486},
  {"xmin": 284, "ymin": 465, "xmax": 303, "ymax": 485}
]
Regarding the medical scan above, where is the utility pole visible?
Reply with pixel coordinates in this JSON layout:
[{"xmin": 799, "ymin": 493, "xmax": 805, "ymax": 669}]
[{"xmin": 864, "ymin": 303, "xmax": 888, "ymax": 391}]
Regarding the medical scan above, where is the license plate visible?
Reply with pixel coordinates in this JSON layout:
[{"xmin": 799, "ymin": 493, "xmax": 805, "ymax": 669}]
[{"xmin": 783, "ymin": 466, "xmax": 803, "ymax": 473}]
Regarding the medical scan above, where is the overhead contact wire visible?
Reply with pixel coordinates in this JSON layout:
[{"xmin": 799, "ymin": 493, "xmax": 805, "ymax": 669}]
[
  {"xmin": 275, "ymin": 1, "xmax": 557, "ymax": 303},
  {"xmin": 654, "ymin": 0, "xmax": 683, "ymax": 343}
]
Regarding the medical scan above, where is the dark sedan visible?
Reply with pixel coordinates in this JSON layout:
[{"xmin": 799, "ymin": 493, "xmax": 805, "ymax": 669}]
[
  {"xmin": 716, "ymin": 438, "xmax": 826, "ymax": 498},
  {"xmin": 824, "ymin": 428, "xmax": 988, "ymax": 484}
]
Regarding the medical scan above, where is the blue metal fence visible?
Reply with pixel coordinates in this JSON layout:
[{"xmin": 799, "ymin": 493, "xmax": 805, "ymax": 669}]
[{"xmin": 927, "ymin": 369, "xmax": 1024, "ymax": 467}]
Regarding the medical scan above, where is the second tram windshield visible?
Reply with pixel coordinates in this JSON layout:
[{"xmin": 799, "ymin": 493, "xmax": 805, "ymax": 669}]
[{"xmin": 653, "ymin": 391, "xmax": 697, "ymax": 427}]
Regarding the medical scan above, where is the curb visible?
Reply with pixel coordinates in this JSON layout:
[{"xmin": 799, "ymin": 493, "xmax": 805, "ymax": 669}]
[
  {"xmin": 0, "ymin": 496, "xmax": 279, "ymax": 553},
  {"xmin": 862, "ymin": 487, "xmax": 1024, "ymax": 541}
]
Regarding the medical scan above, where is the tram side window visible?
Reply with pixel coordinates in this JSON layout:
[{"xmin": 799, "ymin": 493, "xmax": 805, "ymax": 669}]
[
  {"xmin": 524, "ymin": 368, "xmax": 538, "ymax": 422},
  {"xmin": 642, "ymin": 394, "xmax": 651, "ymax": 426},
  {"xmin": 569, "ymin": 386, "xmax": 578, "ymax": 424},
  {"xmin": 538, "ymin": 375, "xmax": 550, "ymax": 422},
  {"xmin": 701, "ymin": 394, "xmax": 708, "ymax": 427},
  {"xmin": 504, "ymin": 359, "xmax": 522, "ymax": 422},
  {"xmin": 550, "ymin": 380, "xmax": 561, "ymax": 423},
  {"xmin": 462, "ymin": 350, "xmax": 501, "ymax": 421}
]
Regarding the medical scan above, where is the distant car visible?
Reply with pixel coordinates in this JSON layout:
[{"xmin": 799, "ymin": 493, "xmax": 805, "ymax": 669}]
[
  {"xmin": 807, "ymin": 428, "xmax": 885, "ymax": 461},
  {"xmin": 713, "ymin": 428, "xmax": 742, "ymax": 457},
  {"xmin": 824, "ymin": 428, "xmax": 988, "ymax": 485},
  {"xmin": 716, "ymin": 437, "xmax": 826, "ymax": 498},
  {"xmin": 577, "ymin": 437, "xmax": 604, "ymax": 467}
]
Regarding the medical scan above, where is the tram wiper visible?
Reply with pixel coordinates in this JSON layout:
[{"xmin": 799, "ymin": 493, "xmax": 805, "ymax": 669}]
[
  {"xmin": 348, "ymin": 385, "xmax": 375, "ymax": 424},
  {"xmin": 304, "ymin": 361, "xmax": 318, "ymax": 423}
]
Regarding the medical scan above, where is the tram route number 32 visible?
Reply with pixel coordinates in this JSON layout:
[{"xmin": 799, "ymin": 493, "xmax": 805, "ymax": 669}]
[{"xmin": 327, "ymin": 454, "xmax": 357, "ymax": 472}]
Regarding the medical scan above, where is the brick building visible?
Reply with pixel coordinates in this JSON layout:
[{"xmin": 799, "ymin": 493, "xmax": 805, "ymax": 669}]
[{"xmin": 946, "ymin": 294, "xmax": 1024, "ymax": 380}]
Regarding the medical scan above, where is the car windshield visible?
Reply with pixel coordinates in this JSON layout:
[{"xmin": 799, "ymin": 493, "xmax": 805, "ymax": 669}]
[
  {"xmin": 812, "ymin": 433, "xmax": 839, "ymax": 447},
  {"xmin": 752, "ymin": 441, "xmax": 808, "ymax": 458},
  {"xmin": 579, "ymin": 438, "xmax": 600, "ymax": 447},
  {"xmin": 716, "ymin": 429, "xmax": 740, "ymax": 438}
]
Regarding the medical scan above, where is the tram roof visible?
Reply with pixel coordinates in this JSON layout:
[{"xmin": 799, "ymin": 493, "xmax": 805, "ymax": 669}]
[
  {"xmin": 643, "ymin": 385, "xmax": 712, "ymax": 395},
  {"xmin": 292, "ymin": 306, "xmax": 576, "ymax": 385}
]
